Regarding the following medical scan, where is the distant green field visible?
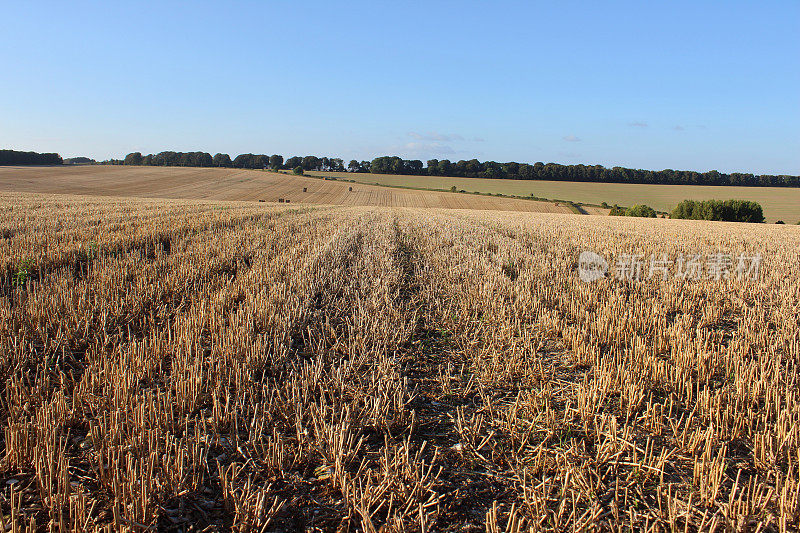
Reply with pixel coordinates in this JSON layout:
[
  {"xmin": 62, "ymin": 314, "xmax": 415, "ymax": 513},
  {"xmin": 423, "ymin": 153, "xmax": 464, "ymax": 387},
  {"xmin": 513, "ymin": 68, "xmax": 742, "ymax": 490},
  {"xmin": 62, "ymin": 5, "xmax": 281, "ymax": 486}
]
[{"xmin": 305, "ymin": 171, "xmax": 800, "ymax": 223}]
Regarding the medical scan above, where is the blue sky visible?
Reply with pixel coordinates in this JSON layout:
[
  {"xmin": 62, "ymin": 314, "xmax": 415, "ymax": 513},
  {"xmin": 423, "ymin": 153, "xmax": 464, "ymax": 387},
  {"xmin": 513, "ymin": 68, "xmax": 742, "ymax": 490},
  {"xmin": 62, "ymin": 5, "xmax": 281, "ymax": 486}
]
[{"xmin": 1, "ymin": 1, "xmax": 798, "ymax": 174}]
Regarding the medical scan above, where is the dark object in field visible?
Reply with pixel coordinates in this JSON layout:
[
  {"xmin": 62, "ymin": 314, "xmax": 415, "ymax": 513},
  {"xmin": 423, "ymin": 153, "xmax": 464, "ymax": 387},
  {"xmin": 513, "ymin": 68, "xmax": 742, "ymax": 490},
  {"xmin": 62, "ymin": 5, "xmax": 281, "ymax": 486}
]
[
  {"xmin": 303, "ymin": 187, "xmax": 307, "ymax": 192},
  {"xmin": 278, "ymin": 198, "xmax": 284, "ymax": 203},
  {"xmin": 349, "ymin": 187, "xmax": 353, "ymax": 191},
  {"xmin": 259, "ymin": 199, "xmax": 265, "ymax": 203},
  {"xmin": 159, "ymin": 236, "xmax": 171, "ymax": 255},
  {"xmin": 285, "ymin": 199, "xmax": 290, "ymax": 203}
]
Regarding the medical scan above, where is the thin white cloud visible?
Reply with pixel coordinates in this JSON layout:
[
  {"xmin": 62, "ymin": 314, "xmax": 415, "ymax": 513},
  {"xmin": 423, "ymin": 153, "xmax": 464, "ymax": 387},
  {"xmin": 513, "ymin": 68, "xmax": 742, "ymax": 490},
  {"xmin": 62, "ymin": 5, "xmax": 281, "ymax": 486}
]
[
  {"xmin": 407, "ymin": 131, "xmax": 474, "ymax": 142},
  {"xmin": 628, "ymin": 122, "xmax": 648, "ymax": 128},
  {"xmin": 562, "ymin": 135, "xmax": 581, "ymax": 142},
  {"xmin": 402, "ymin": 142, "xmax": 456, "ymax": 156}
]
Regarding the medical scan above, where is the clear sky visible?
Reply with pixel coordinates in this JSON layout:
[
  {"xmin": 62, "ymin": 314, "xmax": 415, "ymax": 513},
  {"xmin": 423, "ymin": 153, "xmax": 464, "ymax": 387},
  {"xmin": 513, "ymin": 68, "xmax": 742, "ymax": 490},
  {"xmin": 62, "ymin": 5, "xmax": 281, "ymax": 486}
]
[{"xmin": 2, "ymin": 1, "xmax": 798, "ymax": 175}]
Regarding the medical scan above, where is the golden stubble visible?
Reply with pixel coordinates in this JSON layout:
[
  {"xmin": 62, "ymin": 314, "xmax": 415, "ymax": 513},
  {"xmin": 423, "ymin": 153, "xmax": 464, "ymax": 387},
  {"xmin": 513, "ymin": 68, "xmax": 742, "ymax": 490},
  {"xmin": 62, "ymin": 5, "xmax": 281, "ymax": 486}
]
[{"xmin": 0, "ymin": 192, "xmax": 798, "ymax": 531}]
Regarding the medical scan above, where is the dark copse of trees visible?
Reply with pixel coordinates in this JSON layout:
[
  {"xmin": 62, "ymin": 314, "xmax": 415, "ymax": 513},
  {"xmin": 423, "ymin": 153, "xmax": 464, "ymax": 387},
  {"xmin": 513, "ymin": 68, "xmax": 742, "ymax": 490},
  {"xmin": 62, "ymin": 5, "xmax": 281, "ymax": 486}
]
[
  {"xmin": 281, "ymin": 156, "xmax": 345, "ymax": 172},
  {"xmin": 118, "ymin": 151, "xmax": 273, "ymax": 169},
  {"xmin": 370, "ymin": 156, "xmax": 424, "ymax": 175},
  {"xmin": 609, "ymin": 204, "xmax": 657, "ymax": 217},
  {"xmin": 346, "ymin": 160, "xmax": 372, "ymax": 173},
  {"xmin": 116, "ymin": 151, "xmax": 350, "ymax": 172},
  {"xmin": 104, "ymin": 150, "xmax": 799, "ymax": 188},
  {"xmin": 232, "ymin": 154, "xmax": 269, "ymax": 169},
  {"xmin": 1, "ymin": 149, "xmax": 63, "ymax": 166},
  {"xmin": 670, "ymin": 200, "xmax": 765, "ymax": 223},
  {"xmin": 64, "ymin": 157, "xmax": 95, "ymax": 165},
  {"xmin": 120, "ymin": 151, "xmax": 215, "ymax": 167}
]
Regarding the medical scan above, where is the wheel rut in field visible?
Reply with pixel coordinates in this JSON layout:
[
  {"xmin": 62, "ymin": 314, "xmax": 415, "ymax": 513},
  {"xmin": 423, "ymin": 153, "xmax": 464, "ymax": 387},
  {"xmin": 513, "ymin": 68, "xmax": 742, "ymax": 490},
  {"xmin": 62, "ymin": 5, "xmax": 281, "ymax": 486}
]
[
  {"xmin": 393, "ymin": 221, "xmax": 459, "ymax": 446},
  {"xmin": 393, "ymin": 220, "xmax": 515, "ymax": 529}
]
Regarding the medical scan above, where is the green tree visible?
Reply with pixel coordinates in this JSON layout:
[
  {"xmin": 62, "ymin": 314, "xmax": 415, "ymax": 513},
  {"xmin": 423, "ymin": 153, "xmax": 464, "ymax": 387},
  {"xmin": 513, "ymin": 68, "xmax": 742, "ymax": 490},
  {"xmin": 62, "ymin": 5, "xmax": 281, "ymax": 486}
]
[
  {"xmin": 624, "ymin": 204, "xmax": 657, "ymax": 217},
  {"xmin": 406, "ymin": 160, "xmax": 423, "ymax": 174},
  {"xmin": 124, "ymin": 152, "xmax": 142, "ymax": 165},
  {"xmin": 124, "ymin": 152, "xmax": 143, "ymax": 166},
  {"xmin": 233, "ymin": 154, "xmax": 255, "ymax": 168},
  {"xmin": 301, "ymin": 156, "xmax": 320, "ymax": 171},
  {"xmin": 213, "ymin": 153, "xmax": 232, "ymax": 167},
  {"xmin": 269, "ymin": 155, "xmax": 283, "ymax": 170}
]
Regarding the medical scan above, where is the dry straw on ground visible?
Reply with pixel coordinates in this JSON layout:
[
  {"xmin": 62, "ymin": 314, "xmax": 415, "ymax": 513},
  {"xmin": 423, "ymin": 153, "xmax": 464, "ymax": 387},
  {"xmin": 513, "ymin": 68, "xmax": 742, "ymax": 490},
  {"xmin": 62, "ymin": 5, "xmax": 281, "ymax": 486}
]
[{"xmin": 0, "ymin": 192, "xmax": 798, "ymax": 531}]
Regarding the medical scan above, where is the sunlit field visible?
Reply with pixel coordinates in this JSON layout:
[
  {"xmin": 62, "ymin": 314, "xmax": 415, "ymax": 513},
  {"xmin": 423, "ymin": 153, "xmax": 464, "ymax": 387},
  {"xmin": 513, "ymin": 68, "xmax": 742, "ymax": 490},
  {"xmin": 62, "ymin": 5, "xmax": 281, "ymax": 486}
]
[
  {"xmin": 1, "ymin": 192, "xmax": 798, "ymax": 531},
  {"xmin": 0, "ymin": 166, "xmax": 572, "ymax": 214},
  {"xmin": 305, "ymin": 171, "xmax": 800, "ymax": 223}
]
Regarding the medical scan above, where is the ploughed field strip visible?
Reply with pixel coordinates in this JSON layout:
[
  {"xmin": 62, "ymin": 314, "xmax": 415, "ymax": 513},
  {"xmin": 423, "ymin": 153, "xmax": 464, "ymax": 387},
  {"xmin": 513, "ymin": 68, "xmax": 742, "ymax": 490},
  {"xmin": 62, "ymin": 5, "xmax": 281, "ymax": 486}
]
[
  {"xmin": 0, "ymin": 166, "xmax": 573, "ymax": 214},
  {"xmin": 0, "ymin": 193, "xmax": 798, "ymax": 531}
]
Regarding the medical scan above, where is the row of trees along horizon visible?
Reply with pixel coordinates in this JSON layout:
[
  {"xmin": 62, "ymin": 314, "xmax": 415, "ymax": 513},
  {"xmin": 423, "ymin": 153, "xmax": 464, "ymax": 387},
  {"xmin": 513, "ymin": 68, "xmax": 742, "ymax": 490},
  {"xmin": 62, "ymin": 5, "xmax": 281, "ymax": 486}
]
[{"xmin": 2, "ymin": 148, "xmax": 799, "ymax": 187}]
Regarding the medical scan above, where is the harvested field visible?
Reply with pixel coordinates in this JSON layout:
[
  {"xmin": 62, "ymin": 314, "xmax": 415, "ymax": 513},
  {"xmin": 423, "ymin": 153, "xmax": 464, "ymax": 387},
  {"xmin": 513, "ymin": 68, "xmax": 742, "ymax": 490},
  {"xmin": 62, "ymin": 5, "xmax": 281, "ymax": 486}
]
[
  {"xmin": 1, "ymin": 191, "xmax": 798, "ymax": 531},
  {"xmin": 576, "ymin": 205, "xmax": 610, "ymax": 216},
  {"xmin": 0, "ymin": 166, "xmax": 571, "ymax": 214},
  {"xmin": 306, "ymin": 171, "xmax": 800, "ymax": 222}
]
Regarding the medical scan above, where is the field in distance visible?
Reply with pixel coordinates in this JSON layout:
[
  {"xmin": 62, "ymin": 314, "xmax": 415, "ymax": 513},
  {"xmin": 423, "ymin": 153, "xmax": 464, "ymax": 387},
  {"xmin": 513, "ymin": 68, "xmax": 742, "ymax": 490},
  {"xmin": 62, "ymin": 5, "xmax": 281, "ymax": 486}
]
[
  {"xmin": 306, "ymin": 170, "xmax": 800, "ymax": 222},
  {"xmin": 0, "ymin": 165, "xmax": 574, "ymax": 214},
  {"xmin": 1, "ymin": 192, "xmax": 798, "ymax": 530}
]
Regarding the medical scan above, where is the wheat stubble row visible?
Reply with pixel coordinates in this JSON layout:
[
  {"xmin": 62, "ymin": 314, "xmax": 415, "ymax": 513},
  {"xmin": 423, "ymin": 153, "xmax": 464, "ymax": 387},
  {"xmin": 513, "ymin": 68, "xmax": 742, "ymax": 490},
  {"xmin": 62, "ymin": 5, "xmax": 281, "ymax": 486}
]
[{"xmin": 0, "ymin": 193, "xmax": 798, "ymax": 531}]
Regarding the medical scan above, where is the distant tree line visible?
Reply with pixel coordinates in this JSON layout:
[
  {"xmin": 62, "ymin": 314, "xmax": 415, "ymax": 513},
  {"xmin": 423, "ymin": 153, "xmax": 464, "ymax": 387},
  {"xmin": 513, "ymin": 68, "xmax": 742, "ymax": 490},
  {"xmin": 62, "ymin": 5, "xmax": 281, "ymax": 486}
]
[
  {"xmin": 121, "ymin": 151, "xmax": 214, "ymax": 167},
  {"xmin": 104, "ymin": 150, "xmax": 800, "ymax": 187},
  {"xmin": 116, "ymin": 151, "xmax": 347, "ymax": 172},
  {"xmin": 0, "ymin": 149, "xmax": 62, "ymax": 166},
  {"xmin": 418, "ymin": 158, "xmax": 800, "ymax": 187},
  {"xmin": 346, "ymin": 156, "xmax": 800, "ymax": 187},
  {"xmin": 3, "ymin": 147, "xmax": 797, "ymax": 188},
  {"xmin": 669, "ymin": 200, "xmax": 765, "ymax": 223}
]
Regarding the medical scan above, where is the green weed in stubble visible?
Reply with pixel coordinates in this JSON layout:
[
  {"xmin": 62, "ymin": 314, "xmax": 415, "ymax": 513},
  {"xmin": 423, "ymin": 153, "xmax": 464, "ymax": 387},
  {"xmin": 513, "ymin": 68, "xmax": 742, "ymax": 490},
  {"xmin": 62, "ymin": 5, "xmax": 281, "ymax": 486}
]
[{"xmin": 13, "ymin": 258, "xmax": 33, "ymax": 288}]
